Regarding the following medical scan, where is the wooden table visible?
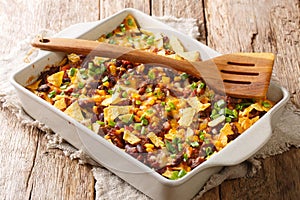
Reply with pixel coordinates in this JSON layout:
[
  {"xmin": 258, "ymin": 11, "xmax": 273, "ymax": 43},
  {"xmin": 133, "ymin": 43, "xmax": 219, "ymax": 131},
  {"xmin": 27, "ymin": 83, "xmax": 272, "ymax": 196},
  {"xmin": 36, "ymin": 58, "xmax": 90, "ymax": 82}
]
[{"xmin": 1, "ymin": 0, "xmax": 299, "ymax": 199}]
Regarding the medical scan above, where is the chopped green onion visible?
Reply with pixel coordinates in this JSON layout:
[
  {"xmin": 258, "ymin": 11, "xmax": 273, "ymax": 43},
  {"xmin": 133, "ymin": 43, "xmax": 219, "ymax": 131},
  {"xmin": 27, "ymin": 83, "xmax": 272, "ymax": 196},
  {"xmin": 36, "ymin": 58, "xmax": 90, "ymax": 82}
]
[
  {"xmin": 190, "ymin": 141, "xmax": 199, "ymax": 147},
  {"xmin": 146, "ymin": 87, "xmax": 152, "ymax": 93},
  {"xmin": 88, "ymin": 62, "xmax": 95, "ymax": 70},
  {"xmin": 165, "ymin": 140, "xmax": 176, "ymax": 154},
  {"xmin": 135, "ymin": 100, "xmax": 142, "ymax": 105},
  {"xmin": 121, "ymin": 73, "xmax": 128, "ymax": 79},
  {"xmin": 147, "ymin": 36, "xmax": 154, "ymax": 45},
  {"xmin": 60, "ymin": 84, "xmax": 68, "ymax": 90},
  {"xmin": 161, "ymin": 102, "xmax": 166, "ymax": 106},
  {"xmin": 141, "ymin": 126, "xmax": 146, "ymax": 135},
  {"xmin": 71, "ymin": 93, "xmax": 80, "ymax": 98},
  {"xmin": 96, "ymin": 121, "xmax": 105, "ymax": 126},
  {"xmin": 108, "ymin": 89, "xmax": 114, "ymax": 95},
  {"xmin": 165, "ymin": 107, "xmax": 172, "ymax": 112},
  {"xmin": 190, "ymin": 82, "xmax": 197, "ymax": 89},
  {"xmin": 108, "ymin": 120, "xmax": 116, "ymax": 127},
  {"xmin": 121, "ymin": 91, "xmax": 128, "ymax": 98},
  {"xmin": 148, "ymin": 71, "xmax": 156, "ymax": 80},
  {"xmin": 69, "ymin": 68, "xmax": 76, "ymax": 76},
  {"xmin": 216, "ymin": 99, "xmax": 226, "ymax": 108},
  {"xmin": 48, "ymin": 90, "xmax": 56, "ymax": 98},
  {"xmin": 225, "ymin": 117, "xmax": 232, "ymax": 123},
  {"xmin": 134, "ymin": 123, "xmax": 142, "ymax": 130},
  {"xmin": 236, "ymin": 102, "xmax": 252, "ymax": 110},
  {"xmin": 232, "ymin": 109, "xmax": 238, "ymax": 118},
  {"xmin": 198, "ymin": 82, "xmax": 205, "ymax": 89},
  {"xmin": 79, "ymin": 68, "xmax": 86, "ymax": 74},
  {"xmin": 170, "ymin": 171, "xmax": 179, "ymax": 180},
  {"xmin": 106, "ymin": 32, "xmax": 113, "ymax": 38},
  {"xmin": 199, "ymin": 131, "xmax": 205, "ymax": 141},
  {"xmin": 177, "ymin": 143, "xmax": 183, "ymax": 152},
  {"xmin": 78, "ymin": 82, "xmax": 85, "ymax": 89},
  {"xmin": 81, "ymin": 73, "xmax": 88, "ymax": 80},
  {"xmin": 127, "ymin": 18, "xmax": 133, "ymax": 26},
  {"xmin": 99, "ymin": 64, "xmax": 106, "ymax": 74},
  {"xmin": 178, "ymin": 169, "xmax": 187, "ymax": 178},
  {"xmin": 141, "ymin": 118, "xmax": 149, "ymax": 126},
  {"xmin": 262, "ymin": 101, "xmax": 271, "ymax": 108},
  {"xmin": 180, "ymin": 73, "xmax": 189, "ymax": 80},
  {"xmin": 205, "ymin": 146, "xmax": 213, "ymax": 156},
  {"xmin": 183, "ymin": 153, "xmax": 188, "ymax": 162},
  {"xmin": 124, "ymin": 80, "xmax": 131, "ymax": 85},
  {"xmin": 225, "ymin": 108, "xmax": 232, "ymax": 115},
  {"xmin": 168, "ymin": 102, "xmax": 176, "ymax": 110},
  {"xmin": 102, "ymin": 76, "xmax": 109, "ymax": 83}
]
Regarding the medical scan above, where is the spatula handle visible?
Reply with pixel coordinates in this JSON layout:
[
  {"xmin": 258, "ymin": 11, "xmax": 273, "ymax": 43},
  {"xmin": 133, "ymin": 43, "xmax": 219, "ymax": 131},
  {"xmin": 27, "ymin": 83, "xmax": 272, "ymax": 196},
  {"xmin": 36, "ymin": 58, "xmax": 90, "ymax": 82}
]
[{"xmin": 32, "ymin": 37, "xmax": 202, "ymax": 77}]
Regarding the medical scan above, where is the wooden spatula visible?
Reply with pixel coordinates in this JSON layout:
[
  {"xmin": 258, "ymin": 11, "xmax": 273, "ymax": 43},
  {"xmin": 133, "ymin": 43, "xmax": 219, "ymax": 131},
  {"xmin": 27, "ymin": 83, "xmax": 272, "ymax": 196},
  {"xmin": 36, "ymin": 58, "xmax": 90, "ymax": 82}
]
[{"xmin": 32, "ymin": 38, "xmax": 274, "ymax": 98}]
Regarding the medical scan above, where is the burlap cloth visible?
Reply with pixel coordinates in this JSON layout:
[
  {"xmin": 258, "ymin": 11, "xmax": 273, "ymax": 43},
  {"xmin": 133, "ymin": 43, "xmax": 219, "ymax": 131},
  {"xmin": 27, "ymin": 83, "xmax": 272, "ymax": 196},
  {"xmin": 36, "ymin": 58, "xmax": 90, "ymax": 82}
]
[{"xmin": 1, "ymin": 17, "xmax": 299, "ymax": 199}]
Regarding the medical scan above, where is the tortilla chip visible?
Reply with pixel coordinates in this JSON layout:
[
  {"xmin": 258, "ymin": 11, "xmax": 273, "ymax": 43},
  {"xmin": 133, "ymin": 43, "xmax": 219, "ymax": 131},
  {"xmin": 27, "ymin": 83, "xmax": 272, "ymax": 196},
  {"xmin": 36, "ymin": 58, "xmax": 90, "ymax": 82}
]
[
  {"xmin": 64, "ymin": 101, "xmax": 84, "ymax": 122},
  {"xmin": 47, "ymin": 71, "xmax": 64, "ymax": 87},
  {"xmin": 103, "ymin": 105, "xmax": 132, "ymax": 122},
  {"xmin": 53, "ymin": 97, "xmax": 66, "ymax": 110},
  {"xmin": 26, "ymin": 79, "xmax": 42, "ymax": 91},
  {"xmin": 147, "ymin": 132, "xmax": 164, "ymax": 148},
  {"xmin": 187, "ymin": 97, "xmax": 210, "ymax": 112},
  {"xmin": 178, "ymin": 107, "xmax": 196, "ymax": 127},
  {"xmin": 123, "ymin": 130, "xmax": 141, "ymax": 145}
]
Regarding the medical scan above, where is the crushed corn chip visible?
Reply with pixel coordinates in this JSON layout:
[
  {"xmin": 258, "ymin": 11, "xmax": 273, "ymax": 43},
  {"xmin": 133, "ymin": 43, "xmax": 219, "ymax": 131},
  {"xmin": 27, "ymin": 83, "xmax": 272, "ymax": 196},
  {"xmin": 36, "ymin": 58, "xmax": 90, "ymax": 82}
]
[
  {"xmin": 53, "ymin": 97, "xmax": 66, "ymax": 110},
  {"xmin": 64, "ymin": 101, "xmax": 84, "ymax": 122},
  {"xmin": 123, "ymin": 130, "xmax": 141, "ymax": 145},
  {"xmin": 178, "ymin": 107, "xmax": 196, "ymax": 127},
  {"xmin": 47, "ymin": 71, "xmax": 64, "ymax": 87},
  {"xmin": 147, "ymin": 132, "xmax": 164, "ymax": 148},
  {"xmin": 103, "ymin": 105, "xmax": 132, "ymax": 122}
]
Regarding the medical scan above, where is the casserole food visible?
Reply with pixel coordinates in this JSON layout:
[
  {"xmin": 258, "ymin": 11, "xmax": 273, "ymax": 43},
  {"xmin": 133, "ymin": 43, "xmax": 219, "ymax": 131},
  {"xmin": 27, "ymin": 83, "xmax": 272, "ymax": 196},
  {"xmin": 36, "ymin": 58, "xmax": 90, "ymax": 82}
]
[{"xmin": 11, "ymin": 8, "xmax": 289, "ymax": 200}]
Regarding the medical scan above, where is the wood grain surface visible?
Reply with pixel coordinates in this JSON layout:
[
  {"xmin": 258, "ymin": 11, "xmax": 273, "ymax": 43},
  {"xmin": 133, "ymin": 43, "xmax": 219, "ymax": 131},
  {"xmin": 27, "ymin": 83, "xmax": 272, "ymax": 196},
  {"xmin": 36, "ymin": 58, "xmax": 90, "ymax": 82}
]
[{"xmin": 0, "ymin": 0, "xmax": 299, "ymax": 199}]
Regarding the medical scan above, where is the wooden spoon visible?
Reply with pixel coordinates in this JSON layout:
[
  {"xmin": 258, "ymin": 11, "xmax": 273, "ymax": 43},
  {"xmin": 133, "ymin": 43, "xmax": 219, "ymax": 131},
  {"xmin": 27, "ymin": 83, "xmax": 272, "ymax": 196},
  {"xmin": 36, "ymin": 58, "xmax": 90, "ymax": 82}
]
[{"xmin": 32, "ymin": 37, "xmax": 274, "ymax": 98}]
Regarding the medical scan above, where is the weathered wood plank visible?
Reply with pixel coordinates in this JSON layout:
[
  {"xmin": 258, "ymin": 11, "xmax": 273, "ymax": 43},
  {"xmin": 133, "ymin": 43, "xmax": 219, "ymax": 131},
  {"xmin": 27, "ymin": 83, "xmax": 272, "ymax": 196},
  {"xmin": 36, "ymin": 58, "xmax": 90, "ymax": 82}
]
[
  {"xmin": 151, "ymin": 0, "xmax": 207, "ymax": 43},
  {"xmin": 204, "ymin": 0, "xmax": 300, "ymax": 198},
  {"xmin": 0, "ymin": 0, "xmax": 99, "ymax": 56},
  {"xmin": 219, "ymin": 148, "xmax": 300, "ymax": 200},
  {"xmin": 99, "ymin": 0, "xmax": 150, "ymax": 19},
  {"xmin": 0, "ymin": 0, "xmax": 98, "ymax": 199},
  {"xmin": 0, "ymin": 109, "xmax": 95, "ymax": 200},
  {"xmin": 204, "ymin": 0, "xmax": 300, "ymax": 107}
]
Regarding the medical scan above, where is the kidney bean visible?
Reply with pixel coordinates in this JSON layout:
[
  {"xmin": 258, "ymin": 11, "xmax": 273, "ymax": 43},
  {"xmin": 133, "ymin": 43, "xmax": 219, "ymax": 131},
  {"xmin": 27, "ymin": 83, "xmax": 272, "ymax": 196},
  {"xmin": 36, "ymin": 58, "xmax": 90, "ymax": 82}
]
[{"xmin": 37, "ymin": 84, "xmax": 50, "ymax": 92}]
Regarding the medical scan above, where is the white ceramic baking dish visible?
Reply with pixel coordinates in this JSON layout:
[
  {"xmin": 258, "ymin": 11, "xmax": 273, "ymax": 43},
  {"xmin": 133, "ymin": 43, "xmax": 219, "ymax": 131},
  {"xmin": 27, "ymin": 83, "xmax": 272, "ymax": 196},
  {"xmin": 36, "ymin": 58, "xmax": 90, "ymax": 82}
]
[{"xmin": 10, "ymin": 8, "xmax": 289, "ymax": 200}]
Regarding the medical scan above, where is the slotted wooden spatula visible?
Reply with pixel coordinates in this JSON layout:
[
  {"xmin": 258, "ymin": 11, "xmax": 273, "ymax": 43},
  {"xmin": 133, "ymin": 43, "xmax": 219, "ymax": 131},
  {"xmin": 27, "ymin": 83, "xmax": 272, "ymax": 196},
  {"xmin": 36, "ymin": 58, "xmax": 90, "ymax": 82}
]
[{"xmin": 32, "ymin": 38, "xmax": 274, "ymax": 98}]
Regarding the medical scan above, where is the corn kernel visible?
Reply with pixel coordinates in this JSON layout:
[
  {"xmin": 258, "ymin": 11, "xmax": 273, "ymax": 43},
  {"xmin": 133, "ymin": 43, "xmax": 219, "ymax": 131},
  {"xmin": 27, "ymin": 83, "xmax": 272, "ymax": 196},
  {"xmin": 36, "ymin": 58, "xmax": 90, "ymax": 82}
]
[
  {"xmin": 144, "ymin": 143, "xmax": 154, "ymax": 149},
  {"xmin": 92, "ymin": 106, "xmax": 99, "ymax": 114},
  {"xmin": 170, "ymin": 119, "xmax": 178, "ymax": 128},
  {"xmin": 131, "ymin": 93, "xmax": 141, "ymax": 99},
  {"xmin": 192, "ymin": 135, "xmax": 199, "ymax": 142},
  {"xmin": 93, "ymin": 95, "xmax": 102, "ymax": 102},
  {"xmin": 103, "ymin": 81, "xmax": 110, "ymax": 87},
  {"xmin": 109, "ymin": 64, "xmax": 117, "ymax": 76},
  {"xmin": 116, "ymin": 128, "xmax": 124, "ymax": 134},
  {"xmin": 97, "ymin": 89, "xmax": 106, "ymax": 96},
  {"xmin": 146, "ymin": 148, "xmax": 154, "ymax": 152},
  {"xmin": 137, "ymin": 110, "xmax": 144, "ymax": 117},
  {"xmin": 174, "ymin": 76, "xmax": 181, "ymax": 82}
]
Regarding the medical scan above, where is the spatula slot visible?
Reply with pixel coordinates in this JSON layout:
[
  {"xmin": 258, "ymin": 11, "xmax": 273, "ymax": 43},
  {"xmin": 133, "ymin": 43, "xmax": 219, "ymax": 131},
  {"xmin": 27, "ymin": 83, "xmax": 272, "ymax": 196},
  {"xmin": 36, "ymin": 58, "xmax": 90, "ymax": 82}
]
[
  {"xmin": 221, "ymin": 70, "xmax": 259, "ymax": 76},
  {"xmin": 227, "ymin": 61, "xmax": 255, "ymax": 67},
  {"xmin": 223, "ymin": 79, "xmax": 252, "ymax": 85}
]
